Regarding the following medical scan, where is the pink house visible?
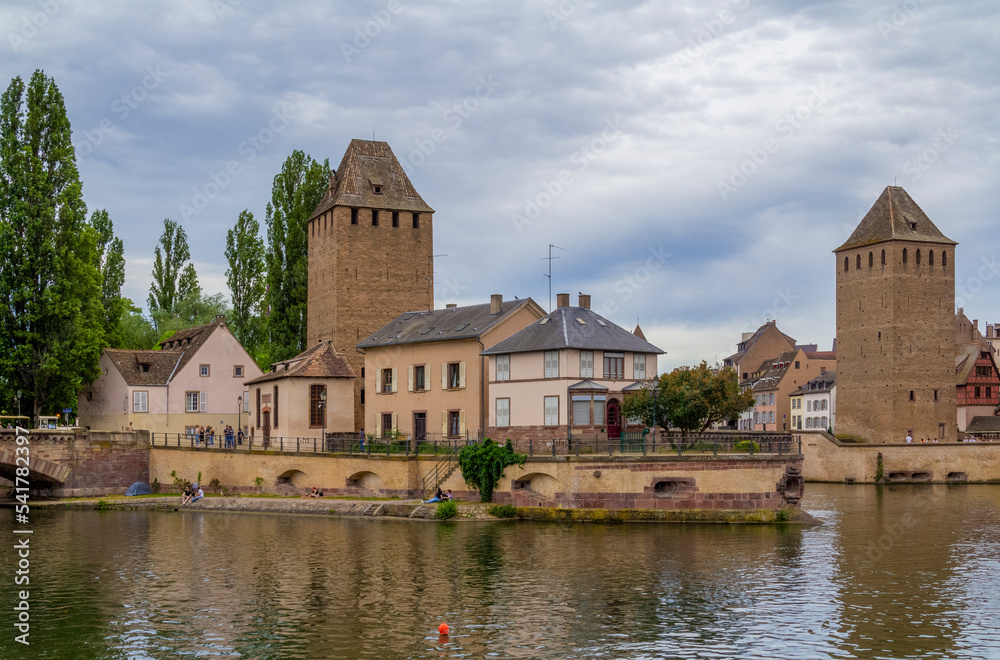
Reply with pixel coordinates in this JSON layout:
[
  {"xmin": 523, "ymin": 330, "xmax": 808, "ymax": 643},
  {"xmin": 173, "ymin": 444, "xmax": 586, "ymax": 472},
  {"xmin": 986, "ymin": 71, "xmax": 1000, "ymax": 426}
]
[{"xmin": 78, "ymin": 317, "xmax": 263, "ymax": 437}]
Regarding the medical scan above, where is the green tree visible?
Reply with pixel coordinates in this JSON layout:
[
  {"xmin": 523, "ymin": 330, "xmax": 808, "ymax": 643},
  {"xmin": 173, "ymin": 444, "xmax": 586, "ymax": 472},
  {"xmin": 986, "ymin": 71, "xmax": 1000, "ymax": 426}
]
[
  {"xmin": 151, "ymin": 290, "xmax": 228, "ymax": 341},
  {"xmin": 0, "ymin": 70, "xmax": 104, "ymax": 420},
  {"xmin": 225, "ymin": 209, "xmax": 265, "ymax": 356},
  {"xmin": 117, "ymin": 306, "xmax": 159, "ymax": 349},
  {"xmin": 91, "ymin": 209, "xmax": 129, "ymax": 347},
  {"xmin": 624, "ymin": 362, "xmax": 753, "ymax": 439},
  {"xmin": 263, "ymin": 151, "xmax": 329, "ymax": 363},
  {"xmin": 148, "ymin": 218, "xmax": 197, "ymax": 325},
  {"xmin": 458, "ymin": 438, "xmax": 526, "ymax": 503}
]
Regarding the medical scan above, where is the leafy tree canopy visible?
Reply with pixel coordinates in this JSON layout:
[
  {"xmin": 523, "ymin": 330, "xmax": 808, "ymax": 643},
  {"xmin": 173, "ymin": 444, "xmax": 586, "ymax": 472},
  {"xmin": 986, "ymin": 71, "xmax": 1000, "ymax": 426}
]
[
  {"xmin": 458, "ymin": 438, "xmax": 526, "ymax": 503},
  {"xmin": 225, "ymin": 209, "xmax": 265, "ymax": 362}
]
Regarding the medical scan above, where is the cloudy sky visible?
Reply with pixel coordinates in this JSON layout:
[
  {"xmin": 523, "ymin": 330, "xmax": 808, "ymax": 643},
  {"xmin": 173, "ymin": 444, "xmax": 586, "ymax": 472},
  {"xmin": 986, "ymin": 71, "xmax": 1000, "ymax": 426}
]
[{"xmin": 2, "ymin": 0, "xmax": 998, "ymax": 370}]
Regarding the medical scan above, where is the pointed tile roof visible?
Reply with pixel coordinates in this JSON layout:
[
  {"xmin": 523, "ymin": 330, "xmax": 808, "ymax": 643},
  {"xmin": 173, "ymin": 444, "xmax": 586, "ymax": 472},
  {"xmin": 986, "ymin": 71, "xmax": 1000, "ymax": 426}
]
[
  {"xmin": 835, "ymin": 186, "xmax": 957, "ymax": 252},
  {"xmin": 310, "ymin": 139, "xmax": 433, "ymax": 220},
  {"xmin": 633, "ymin": 324, "xmax": 646, "ymax": 340},
  {"xmin": 245, "ymin": 340, "xmax": 356, "ymax": 385}
]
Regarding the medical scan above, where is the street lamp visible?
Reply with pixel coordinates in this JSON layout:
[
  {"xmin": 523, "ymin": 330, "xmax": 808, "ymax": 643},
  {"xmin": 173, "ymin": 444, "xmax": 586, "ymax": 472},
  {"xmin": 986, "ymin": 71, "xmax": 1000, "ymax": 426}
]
[
  {"xmin": 649, "ymin": 383, "xmax": 658, "ymax": 449},
  {"xmin": 237, "ymin": 396, "xmax": 243, "ymax": 449},
  {"xmin": 318, "ymin": 388, "xmax": 327, "ymax": 451}
]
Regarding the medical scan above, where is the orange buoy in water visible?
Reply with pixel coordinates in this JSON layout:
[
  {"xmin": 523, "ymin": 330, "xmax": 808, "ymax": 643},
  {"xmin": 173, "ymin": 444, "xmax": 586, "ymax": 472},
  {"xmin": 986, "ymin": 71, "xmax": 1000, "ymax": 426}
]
[{"xmin": 438, "ymin": 622, "xmax": 450, "ymax": 635}]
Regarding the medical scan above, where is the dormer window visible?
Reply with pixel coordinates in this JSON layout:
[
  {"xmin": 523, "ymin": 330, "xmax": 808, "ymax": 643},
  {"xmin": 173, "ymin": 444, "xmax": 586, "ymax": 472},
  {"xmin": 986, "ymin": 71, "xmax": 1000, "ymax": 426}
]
[
  {"xmin": 908, "ymin": 221, "xmax": 917, "ymax": 230},
  {"xmin": 140, "ymin": 363, "xmax": 150, "ymax": 373},
  {"xmin": 373, "ymin": 185, "xmax": 382, "ymax": 194}
]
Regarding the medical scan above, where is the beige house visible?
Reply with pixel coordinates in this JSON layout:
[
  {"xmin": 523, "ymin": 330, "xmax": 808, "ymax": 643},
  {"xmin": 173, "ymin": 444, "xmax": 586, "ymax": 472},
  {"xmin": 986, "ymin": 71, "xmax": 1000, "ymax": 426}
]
[
  {"xmin": 745, "ymin": 349, "xmax": 836, "ymax": 432},
  {"xmin": 244, "ymin": 340, "xmax": 356, "ymax": 443},
  {"xmin": 78, "ymin": 318, "xmax": 263, "ymax": 436},
  {"xmin": 482, "ymin": 293, "xmax": 664, "ymax": 444},
  {"xmin": 357, "ymin": 295, "xmax": 545, "ymax": 440}
]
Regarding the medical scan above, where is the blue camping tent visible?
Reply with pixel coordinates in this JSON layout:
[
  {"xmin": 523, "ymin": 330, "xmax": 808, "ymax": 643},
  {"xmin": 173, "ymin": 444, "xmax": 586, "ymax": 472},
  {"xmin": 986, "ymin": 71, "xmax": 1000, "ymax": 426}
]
[{"xmin": 125, "ymin": 482, "xmax": 153, "ymax": 496}]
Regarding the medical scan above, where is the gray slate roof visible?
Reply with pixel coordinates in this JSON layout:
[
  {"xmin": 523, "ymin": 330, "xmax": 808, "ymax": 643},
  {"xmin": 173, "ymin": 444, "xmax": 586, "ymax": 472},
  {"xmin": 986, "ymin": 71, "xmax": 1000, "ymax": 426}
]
[
  {"xmin": 966, "ymin": 416, "xmax": 1000, "ymax": 433},
  {"xmin": 791, "ymin": 370, "xmax": 837, "ymax": 396},
  {"xmin": 357, "ymin": 298, "xmax": 541, "ymax": 348},
  {"xmin": 482, "ymin": 306, "xmax": 664, "ymax": 356},
  {"xmin": 835, "ymin": 186, "xmax": 957, "ymax": 252}
]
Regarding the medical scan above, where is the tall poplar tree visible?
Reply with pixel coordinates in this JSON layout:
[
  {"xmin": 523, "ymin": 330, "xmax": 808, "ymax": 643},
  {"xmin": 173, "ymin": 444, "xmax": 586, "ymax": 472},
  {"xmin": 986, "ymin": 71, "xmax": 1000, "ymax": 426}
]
[
  {"xmin": 263, "ymin": 151, "xmax": 328, "ymax": 363},
  {"xmin": 225, "ymin": 209, "xmax": 265, "ymax": 359},
  {"xmin": 0, "ymin": 70, "xmax": 104, "ymax": 420},
  {"xmin": 91, "ymin": 208, "xmax": 129, "ymax": 347},
  {"xmin": 148, "ymin": 218, "xmax": 197, "ymax": 328}
]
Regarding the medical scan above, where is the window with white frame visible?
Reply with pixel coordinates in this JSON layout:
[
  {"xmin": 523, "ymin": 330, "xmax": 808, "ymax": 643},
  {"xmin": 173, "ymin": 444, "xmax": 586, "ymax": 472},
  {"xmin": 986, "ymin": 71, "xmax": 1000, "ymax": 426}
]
[
  {"xmin": 603, "ymin": 353, "xmax": 624, "ymax": 379},
  {"xmin": 199, "ymin": 364, "xmax": 210, "ymax": 377},
  {"xmin": 496, "ymin": 398, "xmax": 510, "ymax": 427},
  {"xmin": 185, "ymin": 391, "xmax": 200, "ymax": 413},
  {"xmin": 822, "ymin": 416, "xmax": 828, "ymax": 427},
  {"xmin": 544, "ymin": 351, "xmax": 559, "ymax": 378},
  {"xmin": 633, "ymin": 354, "xmax": 646, "ymax": 380},
  {"xmin": 132, "ymin": 391, "xmax": 148, "ymax": 413},
  {"xmin": 580, "ymin": 351, "xmax": 594, "ymax": 378},
  {"xmin": 769, "ymin": 411, "xmax": 775, "ymax": 424},
  {"xmin": 544, "ymin": 396, "xmax": 559, "ymax": 426},
  {"xmin": 496, "ymin": 355, "xmax": 510, "ymax": 381}
]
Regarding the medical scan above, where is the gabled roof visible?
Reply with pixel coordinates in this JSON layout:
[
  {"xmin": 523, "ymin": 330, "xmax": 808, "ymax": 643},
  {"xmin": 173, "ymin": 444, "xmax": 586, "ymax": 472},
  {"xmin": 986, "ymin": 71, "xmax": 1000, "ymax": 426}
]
[
  {"xmin": 835, "ymin": 186, "xmax": 957, "ymax": 252},
  {"xmin": 310, "ymin": 140, "xmax": 433, "ymax": 220},
  {"xmin": 358, "ymin": 298, "xmax": 544, "ymax": 349},
  {"xmin": 105, "ymin": 349, "xmax": 182, "ymax": 386},
  {"xmin": 245, "ymin": 340, "xmax": 355, "ymax": 385},
  {"xmin": 745, "ymin": 350, "xmax": 799, "ymax": 390},
  {"xmin": 724, "ymin": 321, "xmax": 796, "ymax": 366},
  {"xmin": 156, "ymin": 317, "xmax": 227, "ymax": 377},
  {"xmin": 482, "ymin": 306, "xmax": 664, "ymax": 356}
]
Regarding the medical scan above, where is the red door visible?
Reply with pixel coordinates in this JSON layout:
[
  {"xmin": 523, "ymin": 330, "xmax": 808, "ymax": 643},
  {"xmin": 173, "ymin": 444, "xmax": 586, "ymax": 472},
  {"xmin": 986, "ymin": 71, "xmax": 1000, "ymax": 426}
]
[{"xmin": 606, "ymin": 400, "xmax": 622, "ymax": 440}]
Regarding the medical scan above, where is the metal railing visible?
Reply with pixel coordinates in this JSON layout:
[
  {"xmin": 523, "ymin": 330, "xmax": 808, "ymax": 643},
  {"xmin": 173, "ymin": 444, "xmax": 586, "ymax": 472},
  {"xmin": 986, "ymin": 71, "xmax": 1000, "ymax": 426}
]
[
  {"xmin": 150, "ymin": 430, "xmax": 478, "ymax": 457},
  {"xmin": 510, "ymin": 433, "xmax": 799, "ymax": 457}
]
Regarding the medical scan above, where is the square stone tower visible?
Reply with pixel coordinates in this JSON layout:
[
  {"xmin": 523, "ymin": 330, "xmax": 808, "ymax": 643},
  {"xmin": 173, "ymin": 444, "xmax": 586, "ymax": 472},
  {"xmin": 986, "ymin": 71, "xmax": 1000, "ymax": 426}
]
[
  {"xmin": 307, "ymin": 140, "xmax": 434, "ymax": 430},
  {"xmin": 834, "ymin": 186, "xmax": 957, "ymax": 442}
]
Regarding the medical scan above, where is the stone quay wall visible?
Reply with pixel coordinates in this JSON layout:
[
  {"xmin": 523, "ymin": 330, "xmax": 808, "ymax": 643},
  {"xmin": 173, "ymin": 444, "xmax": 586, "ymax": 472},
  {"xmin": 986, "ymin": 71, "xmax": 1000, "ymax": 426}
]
[
  {"xmin": 800, "ymin": 430, "xmax": 1000, "ymax": 483},
  {"xmin": 0, "ymin": 428, "xmax": 150, "ymax": 497},
  {"xmin": 150, "ymin": 446, "xmax": 804, "ymax": 510}
]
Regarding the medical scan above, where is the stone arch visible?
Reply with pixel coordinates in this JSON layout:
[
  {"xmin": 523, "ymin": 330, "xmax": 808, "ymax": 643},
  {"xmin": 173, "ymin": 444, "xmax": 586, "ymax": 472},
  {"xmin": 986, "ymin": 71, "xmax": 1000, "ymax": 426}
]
[
  {"xmin": 512, "ymin": 471, "xmax": 560, "ymax": 499},
  {"xmin": 346, "ymin": 470, "xmax": 383, "ymax": 493},
  {"xmin": 276, "ymin": 468, "xmax": 307, "ymax": 487},
  {"xmin": 0, "ymin": 448, "xmax": 70, "ymax": 485}
]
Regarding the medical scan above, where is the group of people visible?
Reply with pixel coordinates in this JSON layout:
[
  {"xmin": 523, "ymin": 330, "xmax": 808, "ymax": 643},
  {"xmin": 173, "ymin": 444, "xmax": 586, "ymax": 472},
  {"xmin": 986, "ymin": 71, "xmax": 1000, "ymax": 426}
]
[
  {"xmin": 422, "ymin": 488, "xmax": 453, "ymax": 504},
  {"xmin": 308, "ymin": 487, "xmax": 324, "ymax": 498},
  {"xmin": 193, "ymin": 425, "xmax": 244, "ymax": 448},
  {"xmin": 180, "ymin": 482, "xmax": 204, "ymax": 505}
]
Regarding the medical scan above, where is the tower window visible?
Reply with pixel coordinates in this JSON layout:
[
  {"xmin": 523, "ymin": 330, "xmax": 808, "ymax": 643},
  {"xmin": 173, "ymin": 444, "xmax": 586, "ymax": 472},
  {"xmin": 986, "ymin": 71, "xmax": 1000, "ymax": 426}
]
[
  {"xmin": 916, "ymin": 249, "xmax": 921, "ymax": 265},
  {"xmin": 856, "ymin": 254, "xmax": 861, "ymax": 269},
  {"xmin": 943, "ymin": 251, "xmax": 947, "ymax": 267},
  {"xmin": 881, "ymin": 249, "xmax": 886, "ymax": 265},
  {"xmin": 844, "ymin": 256, "xmax": 849, "ymax": 272},
  {"xmin": 392, "ymin": 211, "xmax": 399, "ymax": 227},
  {"xmin": 929, "ymin": 250, "xmax": 934, "ymax": 266},
  {"xmin": 908, "ymin": 221, "xmax": 917, "ymax": 230},
  {"xmin": 412, "ymin": 212, "xmax": 420, "ymax": 229},
  {"xmin": 373, "ymin": 185, "xmax": 382, "ymax": 194},
  {"xmin": 351, "ymin": 208, "xmax": 358, "ymax": 225},
  {"xmin": 909, "ymin": 390, "xmax": 915, "ymax": 401},
  {"xmin": 933, "ymin": 389, "xmax": 938, "ymax": 401},
  {"xmin": 869, "ymin": 252, "xmax": 873, "ymax": 268},
  {"xmin": 372, "ymin": 209, "xmax": 379, "ymax": 226},
  {"xmin": 903, "ymin": 248, "xmax": 908, "ymax": 264}
]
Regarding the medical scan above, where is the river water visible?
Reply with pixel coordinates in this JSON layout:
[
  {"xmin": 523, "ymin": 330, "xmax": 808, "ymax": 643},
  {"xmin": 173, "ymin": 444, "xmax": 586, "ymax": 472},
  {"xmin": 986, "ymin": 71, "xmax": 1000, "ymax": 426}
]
[{"xmin": 1, "ymin": 484, "xmax": 999, "ymax": 659}]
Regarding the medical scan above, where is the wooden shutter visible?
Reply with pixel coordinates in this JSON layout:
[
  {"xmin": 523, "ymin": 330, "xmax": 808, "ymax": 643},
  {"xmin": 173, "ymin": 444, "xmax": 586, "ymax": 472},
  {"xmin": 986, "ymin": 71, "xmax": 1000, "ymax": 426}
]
[
  {"xmin": 375, "ymin": 415, "xmax": 381, "ymax": 436},
  {"xmin": 407, "ymin": 366, "xmax": 414, "ymax": 392},
  {"xmin": 459, "ymin": 362, "xmax": 466, "ymax": 389},
  {"xmin": 441, "ymin": 411, "xmax": 447, "ymax": 435},
  {"xmin": 391, "ymin": 412, "xmax": 397, "ymax": 431},
  {"xmin": 391, "ymin": 367, "xmax": 398, "ymax": 393},
  {"xmin": 458, "ymin": 410, "xmax": 466, "ymax": 434},
  {"xmin": 199, "ymin": 391, "xmax": 207, "ymax": 412},
  {"xmin": 441, "ymin": 363, "xmax": 448, "ymax": 390}
]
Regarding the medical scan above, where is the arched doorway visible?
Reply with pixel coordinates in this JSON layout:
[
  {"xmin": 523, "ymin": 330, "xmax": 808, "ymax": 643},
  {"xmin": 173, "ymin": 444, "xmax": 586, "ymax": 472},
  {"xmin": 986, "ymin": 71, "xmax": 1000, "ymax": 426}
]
[
  {"xmin": 606, "ymin": 399, "xmax": 622, "ymax": 440},
  {"xmin": 262, "ymin": 408, "xmax": 271, "ymax": 448}
]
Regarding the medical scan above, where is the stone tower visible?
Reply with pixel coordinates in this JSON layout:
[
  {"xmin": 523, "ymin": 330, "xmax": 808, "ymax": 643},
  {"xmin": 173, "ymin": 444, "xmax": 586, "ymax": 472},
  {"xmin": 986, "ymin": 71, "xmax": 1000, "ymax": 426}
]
[
  {"xmin": 834, "ymin": 186, "xmax": 957, "ymax": 442},
  {"xmin": 307, "ymin": 140, "xmax": 434, "ymax": 429}
]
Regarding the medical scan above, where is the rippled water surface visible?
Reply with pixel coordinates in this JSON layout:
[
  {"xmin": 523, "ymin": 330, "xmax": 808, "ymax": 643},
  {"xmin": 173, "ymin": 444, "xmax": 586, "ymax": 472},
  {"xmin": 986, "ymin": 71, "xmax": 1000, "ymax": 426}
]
[{"xmin": 2, "ymin": 484, "xmax": 999, "ymax": 659}]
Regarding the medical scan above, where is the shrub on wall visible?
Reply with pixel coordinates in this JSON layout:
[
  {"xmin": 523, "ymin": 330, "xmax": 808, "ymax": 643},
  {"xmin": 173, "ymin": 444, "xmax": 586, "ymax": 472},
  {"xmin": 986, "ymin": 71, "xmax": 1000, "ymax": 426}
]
[
  {"xmin": 435, "ymin": 500, "xmax": 457, "ymax": 520},
  {"xmin": 458, "ymin": 438, "xmax": 526, "ymax": 503}
]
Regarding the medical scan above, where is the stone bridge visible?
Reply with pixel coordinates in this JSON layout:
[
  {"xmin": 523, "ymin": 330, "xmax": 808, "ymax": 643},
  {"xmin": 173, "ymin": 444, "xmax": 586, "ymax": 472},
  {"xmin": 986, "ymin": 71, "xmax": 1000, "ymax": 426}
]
[{"xmin": 0, "ymin": 429, "xmax": 150, "ymax": 497}]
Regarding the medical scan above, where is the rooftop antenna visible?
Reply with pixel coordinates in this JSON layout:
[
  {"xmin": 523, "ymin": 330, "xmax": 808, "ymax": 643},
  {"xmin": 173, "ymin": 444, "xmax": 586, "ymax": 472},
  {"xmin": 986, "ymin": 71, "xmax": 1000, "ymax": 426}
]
[{"xmin": 542, "ymin": 243, "xmax": 564, "ymax": 312}]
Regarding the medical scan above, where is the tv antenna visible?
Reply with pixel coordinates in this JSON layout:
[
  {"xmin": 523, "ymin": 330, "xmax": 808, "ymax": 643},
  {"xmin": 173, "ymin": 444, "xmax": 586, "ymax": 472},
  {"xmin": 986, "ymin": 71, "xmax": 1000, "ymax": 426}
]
[{"xmin": 542, "ymin": 243, "xmax": 564, "ymax": 312}]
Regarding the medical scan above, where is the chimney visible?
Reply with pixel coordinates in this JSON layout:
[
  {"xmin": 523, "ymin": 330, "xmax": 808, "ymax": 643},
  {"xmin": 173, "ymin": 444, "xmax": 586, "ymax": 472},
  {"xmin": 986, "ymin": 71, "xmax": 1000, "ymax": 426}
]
[
  {"xmin": 490, "ymin": 294, "xmax": 503, "ymax": 315},
  {"xmin": 974, "ymin": 319, "xmax": 979, "ymax": 332},
  {"xmin": 446, "ymin": 303, "xmax": 457, "ymax": 309},
  {"xmin": 556, "ymin": 293, "xmax": 570, "ymax": 308},
  {"xmin": 578, "ymin": 294, "xmax": 591, "ymax": 310},
  {"xmin": 328, "ymin": 173, "xmax": 336, "ymax": 194}
]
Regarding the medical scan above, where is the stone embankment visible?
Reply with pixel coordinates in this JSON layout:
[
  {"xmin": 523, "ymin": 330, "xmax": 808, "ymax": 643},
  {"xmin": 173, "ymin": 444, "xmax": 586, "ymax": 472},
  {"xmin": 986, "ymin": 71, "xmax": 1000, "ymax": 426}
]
[{"xmin": 32, "ymin": 496, "xmax": 820, "ymax": 524}]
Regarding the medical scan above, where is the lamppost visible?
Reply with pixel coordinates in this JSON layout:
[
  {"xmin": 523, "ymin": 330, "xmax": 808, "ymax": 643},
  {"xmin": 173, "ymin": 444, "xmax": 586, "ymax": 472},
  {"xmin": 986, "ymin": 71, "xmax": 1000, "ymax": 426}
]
[
  {"xmin": 237, "ymin": 396, "xmax": 242, "ymax": 449},
  {"xmin": 649, "ymin": 383, "xmax": 658, "ymax": 450},
  {"xmin": 318, "ymin": 389, "xmax": 327, "ymax": 451}
]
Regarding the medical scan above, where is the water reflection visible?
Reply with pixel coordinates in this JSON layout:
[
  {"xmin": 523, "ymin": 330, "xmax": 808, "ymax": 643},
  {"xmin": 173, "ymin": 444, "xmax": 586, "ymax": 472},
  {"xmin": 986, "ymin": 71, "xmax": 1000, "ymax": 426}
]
[{"xmin": 0, "ymin": 485, "xmax": 998, "ymax": 659}]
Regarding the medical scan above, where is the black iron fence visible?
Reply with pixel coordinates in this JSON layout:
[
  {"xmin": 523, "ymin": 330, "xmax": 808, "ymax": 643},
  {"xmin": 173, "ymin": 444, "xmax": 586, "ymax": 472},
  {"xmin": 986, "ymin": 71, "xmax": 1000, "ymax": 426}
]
[{"xmin": 151, "ymin": 431, "xmax": 797, "ymax": 457}]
